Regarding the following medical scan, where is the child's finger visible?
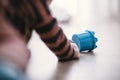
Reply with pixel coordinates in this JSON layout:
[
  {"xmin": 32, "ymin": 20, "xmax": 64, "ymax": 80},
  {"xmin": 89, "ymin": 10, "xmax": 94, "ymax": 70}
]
[{"xmin": 70, "ymin": 42, "xmax": 80, "ymax": 59}]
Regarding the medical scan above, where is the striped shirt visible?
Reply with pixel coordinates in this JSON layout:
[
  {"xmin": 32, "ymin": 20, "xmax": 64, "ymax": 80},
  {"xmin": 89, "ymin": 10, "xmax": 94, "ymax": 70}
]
[{"xmin": 2, "ymin": 0, "xmax": 75, "ymax": 61}]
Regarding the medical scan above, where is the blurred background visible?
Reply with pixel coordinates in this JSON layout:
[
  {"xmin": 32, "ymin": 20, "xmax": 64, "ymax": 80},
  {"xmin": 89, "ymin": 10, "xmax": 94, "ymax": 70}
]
[
  {"xmin": 27, "ymin": 0, "xmax": 120, "ymax": 80},
  {"xmin": 50, "ymin": 0, "xmax": 120, "ymax": 22}
]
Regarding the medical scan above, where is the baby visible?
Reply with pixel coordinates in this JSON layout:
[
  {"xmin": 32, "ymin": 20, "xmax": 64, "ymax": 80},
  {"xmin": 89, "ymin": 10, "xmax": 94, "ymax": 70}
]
[{"xmin": 0, "ymin": 0, "xmax": 80, "ymax": 73}]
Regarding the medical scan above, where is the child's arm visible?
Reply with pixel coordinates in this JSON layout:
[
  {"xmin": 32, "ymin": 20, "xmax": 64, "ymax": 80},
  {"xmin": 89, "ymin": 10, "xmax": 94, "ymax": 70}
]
[
  {"xmin": 29, "ymin": 0, "xmax": 80, "ymax": 61},
  {"xmin": 2, "ymin": 0, "xmax": 80, "ymax": 61}
]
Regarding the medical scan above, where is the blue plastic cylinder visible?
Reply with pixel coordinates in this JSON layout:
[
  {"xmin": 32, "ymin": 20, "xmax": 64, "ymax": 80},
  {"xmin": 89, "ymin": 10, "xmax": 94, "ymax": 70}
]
[{"xmin": 72, "ymin": 30, "xmax": 98, "ymax": 52}]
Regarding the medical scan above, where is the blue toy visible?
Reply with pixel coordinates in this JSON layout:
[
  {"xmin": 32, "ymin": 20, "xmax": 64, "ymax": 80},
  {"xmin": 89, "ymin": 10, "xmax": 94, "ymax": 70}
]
[
  {"xmin": 72, "ymin": 30, "xmax": 98, "ymax": 52},
  {"xmin": 0, "ymin": 61, "xmax": 26, "ymax": 80}
]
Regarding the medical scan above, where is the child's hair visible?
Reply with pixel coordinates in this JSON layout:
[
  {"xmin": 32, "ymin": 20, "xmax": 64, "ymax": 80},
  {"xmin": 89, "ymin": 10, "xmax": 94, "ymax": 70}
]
[
  {"xmin": 0, "ymin": 0, "xmax": 3, "ymax": 21},
  {"xmin": 0, "ymin": 0, "xmax": 2, "ymax": 15},
  {"xmin": 0, "ymin": 0, "xmax": 5, "ymax": 16}
]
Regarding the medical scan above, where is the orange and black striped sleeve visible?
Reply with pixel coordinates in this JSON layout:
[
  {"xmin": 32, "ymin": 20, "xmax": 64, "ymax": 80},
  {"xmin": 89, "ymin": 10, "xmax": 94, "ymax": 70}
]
[
  {"xmin": 30, "ymin": 0, "xmax": 75, "ymax": 61},
  {"xmin": 2, "ymin": 0, "xmax": 75, "ymax": 61}
]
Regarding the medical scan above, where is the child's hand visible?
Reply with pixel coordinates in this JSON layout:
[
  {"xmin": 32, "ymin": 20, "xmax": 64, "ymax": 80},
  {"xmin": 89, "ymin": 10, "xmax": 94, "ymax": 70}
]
[{"xmin": 70, "ymin": 42, "xmax": 80, "ymax": 59}]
